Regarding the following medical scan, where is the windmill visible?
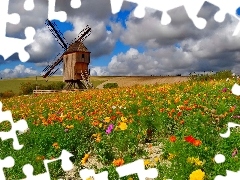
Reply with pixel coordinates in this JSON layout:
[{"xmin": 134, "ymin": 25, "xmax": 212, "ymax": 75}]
[{"xmin": 41, "ymin": 19, "xmax": 93, "ymax": 90}]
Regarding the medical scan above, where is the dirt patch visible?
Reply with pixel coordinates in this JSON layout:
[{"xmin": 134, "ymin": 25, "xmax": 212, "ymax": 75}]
[{"xmin": 96, "ymin": 76, "xmax": 189, "ymax": 89}]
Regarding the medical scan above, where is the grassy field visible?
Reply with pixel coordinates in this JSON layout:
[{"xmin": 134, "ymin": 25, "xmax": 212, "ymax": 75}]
[
  {"xmin": 0, "ymin": 71, "xmax": 240, "ymax": 179},
  {"xmin": 0, "ymin": 71, "xmax": 240, "ymax": 180},
  {"xmin": 0, "ymin": 76, "xmax": 109, "ymax": 94}
]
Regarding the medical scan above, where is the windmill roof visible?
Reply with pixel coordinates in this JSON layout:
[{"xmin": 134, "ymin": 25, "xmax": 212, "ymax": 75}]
[{"xmin": 64, "ymin": 41, "xmax": 90, "ymax": 55}]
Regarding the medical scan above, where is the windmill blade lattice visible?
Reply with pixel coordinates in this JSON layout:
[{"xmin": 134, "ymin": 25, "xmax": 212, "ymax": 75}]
[{"xmin": 45, "ymin": 19, "xmax": 69, "ymax": 50}]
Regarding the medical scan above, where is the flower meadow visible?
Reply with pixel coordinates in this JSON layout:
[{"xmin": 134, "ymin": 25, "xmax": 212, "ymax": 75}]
[{"xmin": 1, "ymin": 76, "xmax": 240, "ymax": 179}]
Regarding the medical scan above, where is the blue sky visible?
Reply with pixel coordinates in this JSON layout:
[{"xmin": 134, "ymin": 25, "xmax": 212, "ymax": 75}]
[{"xmin": 1, "ymin": 0, "xmax": 240, "ymax": 78}]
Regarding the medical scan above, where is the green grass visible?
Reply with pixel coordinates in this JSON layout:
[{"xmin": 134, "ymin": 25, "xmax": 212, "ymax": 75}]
[{"xmin": 0, "ymin": 76, "xmax": 107, "ymax": 94}]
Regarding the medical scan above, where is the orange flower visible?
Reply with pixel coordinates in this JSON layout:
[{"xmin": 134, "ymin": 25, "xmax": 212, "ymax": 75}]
[
  {"xmin": 229, "ymin": 106, "xmax": 236, "ymax": 112},
  {"xmin": 92, "ymin": 120, "xmax": 100, "ymax": 126},
  {"xmin": 169, "ymin": 135, "xmax": 177, "ymax": 142},
  {"xmin": 193, "ymin": 140, "xmax": 202, "ymax": 146},
  {"xmin": 113, "ymin": 158, "xmax": 124, "ymax": 167},
  {"xmin": 177, "ymin": 111, "xmax": 182, "ymax": 117},
  {"xmin": 52, "ymin": 142, "xmax": 60, "ymax": 149},
  {"xmin": 180, "ymin": 120, "xmax": 184, "ymax": 124}
]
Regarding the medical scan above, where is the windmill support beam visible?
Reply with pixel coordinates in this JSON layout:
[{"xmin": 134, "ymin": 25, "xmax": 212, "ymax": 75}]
[{"xmin": 63, "ymin": 80, "xmax": 87, "ymax": 90}]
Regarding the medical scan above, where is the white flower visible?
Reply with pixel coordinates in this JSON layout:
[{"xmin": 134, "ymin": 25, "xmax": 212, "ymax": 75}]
[
  {"xmin": 233, "ymin": 73, "xmax": 236, "ymax": 76},
  {"xmin": 112, "ymin": 106, "xmax": 116, "ymax": 109},
  {"xmin": 226, "ymin": 78, "xmax": 229, "ymax": 81}
]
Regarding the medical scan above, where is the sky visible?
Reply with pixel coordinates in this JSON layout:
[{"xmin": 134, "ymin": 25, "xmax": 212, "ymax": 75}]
[{"xmin": 1, "ymin": 0, "xmax": 240, "ymax": 78}]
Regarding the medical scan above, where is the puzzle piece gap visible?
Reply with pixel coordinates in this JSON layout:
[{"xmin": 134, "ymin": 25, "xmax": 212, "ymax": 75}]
[
  {"xmin": 70, "ymin": 0, "xmax": 81, "ymax": 9},
  {"xmin": 24, "ymin": 0, "xmax": 35, "ymax": 11}
]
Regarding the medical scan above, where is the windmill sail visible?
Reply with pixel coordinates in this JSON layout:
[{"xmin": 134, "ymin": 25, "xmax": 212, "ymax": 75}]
[
  {"xmin": 42, "ymin": 20, "xmax": 91, "ymax": 79},
  {"xmin": 45, "ymin": 19, "xmax": 68, "ymax": 50}
]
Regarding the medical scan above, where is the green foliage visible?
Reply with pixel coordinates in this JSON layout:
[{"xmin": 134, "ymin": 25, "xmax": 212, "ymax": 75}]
[
  {"xmin": 103, "ymin": 83, "xmax": 119, "ymax": 89},
  {"xmin": 188, "ymin": 70, "xmax": 233, "ymax": 82},
  {"xmin": 19, "ymin": 81, "xmax": 66, "ymax": 95},
  {"xmin": 0, "ymin": 90, "xmax": 16, "ymax": 99}
]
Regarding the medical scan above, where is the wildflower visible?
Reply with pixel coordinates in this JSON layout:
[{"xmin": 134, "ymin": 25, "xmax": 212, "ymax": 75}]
[
  {"xmin": 232, "ymin": 148, "xmax": 238, "ymax": 157},
  {"xmin": 189, "ymin": 169, "xmax": 205, "ymax": 180},
  {"xmin": 92, "ymin": 120, "xmax": 100, "ymax": 126},
  {"xmin": 185, "ymin": 135, "xmax": 196, "ymax": 144},
  {"xmin": 104, "ymin": 117, "xmax": 111, "ymax": 123},
  {"xmin": 119, "ymin": 122, "xmax": 128, "ymax": 130},
  {"xmin": 154, "ymin": 157, "xmax": 159, "ymax": 162},
  {"xmin": 187, "ymin": 157, "xmax": 204, "ymax": 166},
  {"xmin": 229, "ymin": 106, "xmax": 236, "ymax": 112},
  {"xmin": 121, "ymin": 116, "xmax": 128, "ymax": 122},
  {"xmin": 222, "ymin": 87, "xmax": 228, "ymax": 92},
  {"xmin": 226, "ymin": 78, "xmax": 229, "ymax": 81},
  {"xmin": 113, "ymin": 158, "xmax": 124, "ymax": 167},
  {"xmin": 81, "ymin": 153, "xmax": 90, "ymax": 165},
  {"xmin": 52, "ymin": 142, "xmax": 60, "ymax": 149},
  {"xmin": 106, "ymin": 124, "xmax": 114, "ymax": 134},
  {"xmin": 99, "ymin": 123, "xmax": 103, "ymax": 128},
  {"xmin": 193, "ymin": 140, "xmax": 202, "ymax": 146},
  {"xmin": 168, "ymin": 153, "xmax": 176, "ymax": 160},
  {"xmin": 169, "ymin": 135, "xmax": 177, "ymax": 142},
  {"xmin": 112, "ymin": 106, "xmax": 116, "ymax": 109},
  {"xmin": 144, "ymin": 159, "xmax": 151, "ymax": 166}
]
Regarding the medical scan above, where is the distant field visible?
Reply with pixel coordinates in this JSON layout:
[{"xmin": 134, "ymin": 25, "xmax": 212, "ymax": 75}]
[
  {"xmin": 0, "ymin": 76, "xmax": 108, "ymax": 94},
  {"xmin": 0, "ymin": 75, "xmax": 190, "ymax": 94}
]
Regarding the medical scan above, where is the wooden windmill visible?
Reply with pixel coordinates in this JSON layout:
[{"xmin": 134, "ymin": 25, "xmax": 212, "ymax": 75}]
[{"xmin": 41, "ymin": 19, "xmax": 93, "ymax": 90}]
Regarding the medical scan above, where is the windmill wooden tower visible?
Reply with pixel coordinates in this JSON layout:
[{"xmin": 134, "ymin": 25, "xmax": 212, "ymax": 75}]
[{"xmin": 41, "ymin": 19, "xmax": 93, "ymax": 90}]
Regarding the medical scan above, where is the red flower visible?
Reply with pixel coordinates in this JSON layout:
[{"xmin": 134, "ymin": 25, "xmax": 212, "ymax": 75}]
[{"xmin": 184, "ymin": 135, "xmax": 196, "ymax": 144}]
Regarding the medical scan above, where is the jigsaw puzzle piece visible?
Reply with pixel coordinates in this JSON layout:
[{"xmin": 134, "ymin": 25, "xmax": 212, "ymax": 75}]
[
  {"xmin": 215, "ymin": 170, "xmax": 240, "ymax": 180},
  {"xmin": 181, "ymin": 0, "xmax": 207, "ymax": 29},
  {"xmin": 231, "ymin": 83, "xmax": 240, "ymax": 96},
  {"xmin": 0, "ymin": 102, "xmax": 29, "ymax": 150},
  {"xmin": 79, "ymin": 169, "xmax": 109, "ymax": 180},
  {"xmin": 0, "ymin": 156, "xmax": 15, "ymax": 180},
  {"xmin": 48, "ymin": 0, "xmax": 67, "ymax": 22},
  {"xmin": 0, "ymin": 0, "xmax": 20, "ymax": 37},
  {"xmin": 116, "ymin": 159, "xmax": 158, "ymax": 180},
  {"xmin": 206, "ymin": 0, "xmax": 240, "ymax": 36},
  {"xmin": 21, "ymin": 150, "xmax": 74, "ymax": 180},
  {"xmin": 110, "ymin": 0, "xmax": 184, "ymax": 25}
]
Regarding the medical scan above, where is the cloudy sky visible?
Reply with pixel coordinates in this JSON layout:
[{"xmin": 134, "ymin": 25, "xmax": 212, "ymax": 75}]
[{"xmin": 1, "ymin": 0, "xmax": 240, "ymax": 78}]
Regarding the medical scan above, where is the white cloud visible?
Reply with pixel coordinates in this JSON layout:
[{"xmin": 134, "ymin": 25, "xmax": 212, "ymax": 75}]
[
  {"xmin": 0, "ymin": 65, "xmax": 38, "ymax": 78},
  {"xmin": 90, "ymin": 66, "xmax": 110, "ymax": 76}
]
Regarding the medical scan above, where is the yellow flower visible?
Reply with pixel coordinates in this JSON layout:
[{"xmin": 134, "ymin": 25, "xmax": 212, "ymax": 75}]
[
  {"xmin": 154, "ymin": 157, "xmax": 159, "ymax": 162},
  {"xmin": 144, "ymin": 159, "xmax": 151, "ymax": 166},
  {"xmin": 121, "ymin": 116, "xmax": 128, "ymax": 122},
  {"xmin": 189, "ymin": 169, "xmax": 205, "ymax": 180},
  {"xmin": 119, "ymin": 122, "xmax": 128, "ymax": 130},
  {"xmin": 81, "ymin": 153, "xmax": 90, "ymax": 165},
  {"xmin": 128, "ymin": 178, "xmax": 133, "ymax": 180},
  {"xmin": 168, "ymin": 153, "xmax": 176, "ymax": 160},
  {"xmin": 187, "ymin": 157, "xmax": 204, "ymax": 166},
  {"xmin": 104, "ymin": 117, "xmax": 111, "ymax": 123},
  {"xmin": 99, "ymin": 123, "xmax": 103, "ymax": 128}
]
